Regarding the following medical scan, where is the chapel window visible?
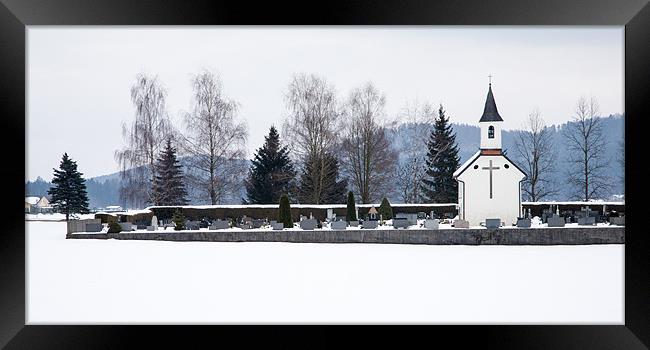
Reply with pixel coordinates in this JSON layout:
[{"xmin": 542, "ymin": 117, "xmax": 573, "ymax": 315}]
[{"xmin": 488, "ymin": 125, "xmax": 494, "ymax": 139}]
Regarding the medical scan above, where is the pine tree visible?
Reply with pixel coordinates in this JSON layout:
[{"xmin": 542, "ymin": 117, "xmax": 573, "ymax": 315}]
[
  {"xmin": 107, "ymin": 221, "xmax": 122, "ymax": 233},
  {"xmin": 278, "ymin": 194, "xmax": 293, "ymax": 228},
  {"xmin": 297, "ymin": 153, "xmax": 348, "ymax": 204},
  {"xmin": 245, "ymin": 126, "xmax": 295, "ymax": 204},
  {"xmin": 151, "ymin": 138, "xmax": 189, "ymax": 206},
  {"xmin": 346, "ymin": 191, "xmax": 357, "ymax": 222},
  {"xmin": 421, "ymin": 105, "xmax": 461, "ymax": 203},
  {"xmin": 47, "ymin": 153, "xmax": 90, "ymax": 221},
  {"xmin": 378, "ymin": 197, "xmax": 393, "ymax": 220},
  {"xmin": 172, "ymin": 209, "xmax": 185, "ymax": 231}
]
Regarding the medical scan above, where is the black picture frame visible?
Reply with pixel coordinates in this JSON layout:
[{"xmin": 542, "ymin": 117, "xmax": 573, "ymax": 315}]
[{"xmin": 2, "ymin": 0, "xmax": 649, "ymax": 348}]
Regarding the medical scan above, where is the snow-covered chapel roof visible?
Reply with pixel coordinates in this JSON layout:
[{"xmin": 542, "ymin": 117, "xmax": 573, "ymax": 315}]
[{"xmin": 453, "ymin": 150, "xmax": 481, "ymax": 178}]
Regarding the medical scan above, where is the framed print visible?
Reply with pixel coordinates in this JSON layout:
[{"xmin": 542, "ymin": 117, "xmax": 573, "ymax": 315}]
[{"xmin": 3, "ymin": 0, "xmax": 650, "ymax": 348}]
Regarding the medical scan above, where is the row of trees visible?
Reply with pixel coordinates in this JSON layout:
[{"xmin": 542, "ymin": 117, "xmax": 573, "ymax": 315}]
[
  {"xmin": 245, "ymin": 73, "xmax": 461, "ymax": 205},
  {"xmin": 115, "ymin": 70, "xmax": 617, "ymax": 208},
  {"xmin": 116, "ymin": 71, "xmax": 462, "ymax": 207},
  {"xmin": 514, "ymin": 96, "xmax": 615, "ymax": 202}
]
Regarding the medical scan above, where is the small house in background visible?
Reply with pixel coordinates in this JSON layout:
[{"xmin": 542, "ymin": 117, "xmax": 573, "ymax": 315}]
[
  {"xmin": 25, "ymin": 196, "xmax": 53, "ymax": 214},
  {"xmin": 104, "ymin": 205, "xmax": 123, "ymax": 212}
]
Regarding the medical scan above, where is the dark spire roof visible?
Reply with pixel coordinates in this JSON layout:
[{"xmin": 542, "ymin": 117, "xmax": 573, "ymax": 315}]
[{"xmin": 479, "ymin": 83, "xmax": 503, "ymax": 122}]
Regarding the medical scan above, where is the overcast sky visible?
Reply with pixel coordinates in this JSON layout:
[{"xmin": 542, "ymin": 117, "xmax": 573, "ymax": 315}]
[{"xmin": 27, "ymin": 26, "xmax": 623, "ymax": 181}]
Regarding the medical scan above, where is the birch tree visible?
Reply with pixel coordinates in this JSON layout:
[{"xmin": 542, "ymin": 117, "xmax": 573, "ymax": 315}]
[
  {"xmin": 564, "ymin": 97, "xmax": 611, "ymax": 201},
  {"xmin": 341, "ymin": 82, "xmax": 397, "ymax": 203},
  {"xmin": 394, "ymin": 99, "xmax": 435, "ymax": 203},
  {"xmin": 115, "ymin": 73, "xmax": 171, "ymax": 208},
  {"xmin": 181, "ymin": 70, "xmax": 248, "ymax": 205},
  {"xmin": 282, "ymin": 73, "xmax": 345, "ymax": 204},
  {"xmin": 513, "ymin": 108, "xmax": 557, "ymax": 201}
]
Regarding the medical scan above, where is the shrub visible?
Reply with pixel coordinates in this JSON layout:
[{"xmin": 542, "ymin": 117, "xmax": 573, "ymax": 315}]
[
  {"xmin": 379, "ymin": 197, "xmax": 393, "ymax": 220},
  {"xmin": 346, "ymin": 191, "xmax": 357, "ymax": 222},
  {"xmin": 278, "ymin": 194, "xmax": 292, "ymax": 228},
  {"xmin": 107, "ymin": 221, "xmax": 122, "ymax": 233},
  {"xmin": 172, "ymin": 209, "xmax": 185, "ymax": 231}
]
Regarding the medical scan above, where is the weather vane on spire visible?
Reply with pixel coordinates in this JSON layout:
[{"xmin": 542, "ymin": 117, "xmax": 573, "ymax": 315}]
[{"xmin": 488, "ymin": 74, "xmax": 493, "ymax": 85}]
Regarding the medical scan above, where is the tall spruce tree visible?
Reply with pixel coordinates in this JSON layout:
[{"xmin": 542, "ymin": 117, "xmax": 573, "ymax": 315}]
[
  {"xmin": 346, "ymin": 191, "xmax": 357, "ymax": 222},
  {"xmin": 48, "ymin": 153, "xmax": 90, "ymax": 221},
  {"xmin": 245, "ymin": 126, "xmax": 295, "ymax": 204},
  {"xmin": 421, "ymin": 105, "xmax": 461, "ymax": 203},
  {"xmin": 297, "ymin": 153, "xmax": 348, "ymax": 204},
  {"xmin": 151, "ymin": 138, "xmax": 189, "ymax": 206}
]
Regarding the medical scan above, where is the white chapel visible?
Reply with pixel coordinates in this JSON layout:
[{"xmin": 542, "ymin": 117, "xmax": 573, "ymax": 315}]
[{"xmin": 453, "ymin": 82, "xmax": 526, "ymax": 226}]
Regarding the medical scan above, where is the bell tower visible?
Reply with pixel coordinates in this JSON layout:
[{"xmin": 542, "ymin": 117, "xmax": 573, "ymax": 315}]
[{"xmin": 479, "ymin": 79, "xmax": 503, "ymax": 153}]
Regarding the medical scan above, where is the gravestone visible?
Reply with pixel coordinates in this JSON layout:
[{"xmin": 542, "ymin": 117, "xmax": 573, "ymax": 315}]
[
  {"xmin": 272, "ymin": 222, "xmax": 284, "ymax": 230},
  {"xmin": 609, "ymin": 216, "xmax": 625, "ymax": 226},
  {"xmin": 85, "ymin": 223, "xmax": 103, "ymax": 232},
  {"xmin": 578, "ymin": 216, "xmax": 595, "ymax": 225},
  {"xmin": 547, "ymin": 214, "xmax": 565, "ymax": 227},
  {"xmin": 119, "ymin": 222, "xmax": 133, "ymax": 231},
  {"xmin": 348, "ymin": 220, "xmax": 359, "ymax": 227},
  {"xmin": 362, "ymin": 220, "xmax": 378, "ymax": 229},
  {"xmin": 210, "ymin": 220, "xmax": 229, "ymax": 230},
  {"xmin": 453, "ymin": 219, "xmax": 470, "ymax": 229},
  {"xmin": 424, "ymin": 219, "xmax": 439, "ymax": 229},
  {"xmin": 516, "ymin": 218, "xmax": 532, "ymax": 228},
  {"xmin": 331, "ymin": 221, "xmax": 347, "ymax": 230},
  {"xmin": 485, "ymin": 218, "xmax": 501, "ymax": 229},
  {"xmin": 146, "ymin": 226, "xmax": 155, "ymax": 231},
  {"xmin": 252, "ymin": 219, "xmax": 265, "ymax": 229},
  {"xmin": 136, "ymin": 224, "xmax": 147, "ymax": 230},
  {"xmin": 300, "ymin": 218, "xmax": 317, "ymax": 230},
  {"xmin": 185, "ymin": 221, "xmax": 201, "ymax": 230},
  {"xmin": 392, "ymin": 218, "xmax": 409, "ymax": 229},
  {"xmin": 395, "ymin": 213, "xmax": 417, "ymax": 225},
  {"xmin": 151, "ymin": 215, "xmax": 158, "ymax": 230}
]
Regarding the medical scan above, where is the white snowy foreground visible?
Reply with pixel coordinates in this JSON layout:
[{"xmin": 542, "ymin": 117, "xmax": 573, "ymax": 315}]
[{"xmin": 27, "ymin": 221, "xmax": 623, "ymax": 324}]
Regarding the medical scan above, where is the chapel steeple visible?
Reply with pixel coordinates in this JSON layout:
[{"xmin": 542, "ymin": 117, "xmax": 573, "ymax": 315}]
[
  {"xmin": 479, "ymin": 83, "xmax": 504, "ymax": 123},
  {"xmin": 479, "ymin": 81, "xmax": 503, "ymax": 152}
]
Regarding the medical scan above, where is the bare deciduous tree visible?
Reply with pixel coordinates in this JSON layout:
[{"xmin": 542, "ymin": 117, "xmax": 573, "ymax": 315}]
[
  {"xmin": 564, "ymin": 96, "xmax": 611, "ymax": 201},
  {"xmin": 181, "ymin": 70, "xmax": 248, "ymax": 205},
  {"xmin": 393, "ymin": 99, "xmax": 435, "ymax": 203},
  {"xmin": 341, "ymin": 83, "xmax": 397, "ymax": 203},
  {"xmin": 282, "ymin": 73, "xmax": 343, "ymax": 204},
  {"xmin": 115, "ymin": 73, "xmax": 171, "ymax": 208},
  {"xmin": 513, "ymin": 108, "xmax": 557, "ymax": 201}
]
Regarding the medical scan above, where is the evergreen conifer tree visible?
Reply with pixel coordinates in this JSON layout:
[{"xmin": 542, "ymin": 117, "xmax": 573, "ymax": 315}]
[
  {"xmin": 278, "ymin": 194, "xmax": 293, "ymax": 228},
  {"xmin": 421, "ymin": 105, "xmax": 461, "ymax": 203},
  {"xmin": 172, "ymin": 209, "xmax": 185, "ymax": 231},
  {"xmin": 378, "ymin": 197, "xmax": 393, "ymax": 220},
  {"xmin": 346, "ymin": 191, "xmax": 357, "ymax": 222},
  {"xmin": 151, "ymin": 139, "xmax": 189, "ymax": 206},
  {"xmin": 47, "ymin": 153, "xmax": 90, "ymax": 221},
  {"xmin": 245, "ymin": 126, "xmax": 295, "ymax": 204},
  {"xmin": 297, "ymin": 153, "xmax": 348, "ymax": 204}
]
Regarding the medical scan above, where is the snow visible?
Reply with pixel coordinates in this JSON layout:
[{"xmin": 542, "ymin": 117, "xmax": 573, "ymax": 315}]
[
  {"xmin": 147, "ymin": 203, "xmax": 458, "ymax": 210},
  {"xmin": 26, "ymin": 196, "xmax": 41, "ymax": 205},
  {"xmin": 522, "ymin": 201, "xmax": 625, "ymax": 206},
  {"xmin": 27, "ymin": 221, "xmax": 623, "ymax": 324},
  {"xmin": 25, "ymin": 213, "xmax": 96, "ymax": 221}
]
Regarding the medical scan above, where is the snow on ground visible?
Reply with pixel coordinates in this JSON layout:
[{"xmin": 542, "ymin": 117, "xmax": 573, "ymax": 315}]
[
  {"xmin": 25, "ymin": 213, "xmax": 96, "ymax": 221},
  {"xmin": 27, "ymin": 221, "xmax": 623, "ymax": 324}
]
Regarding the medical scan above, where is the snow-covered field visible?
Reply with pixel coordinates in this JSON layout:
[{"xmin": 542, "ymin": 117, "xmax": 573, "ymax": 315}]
[{"xmin": 27, "ymin": 221, "xmax": 624, "ymax": 324}]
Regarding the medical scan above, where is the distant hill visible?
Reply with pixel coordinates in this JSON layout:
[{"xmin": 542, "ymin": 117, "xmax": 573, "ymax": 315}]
[
  {"xmin": 26, "ymin": 114, "xmax": 624, "ymax": 207},
  {"xmin": 388, "ymin": 113, "xmax": 624, "ymax": 201}
]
